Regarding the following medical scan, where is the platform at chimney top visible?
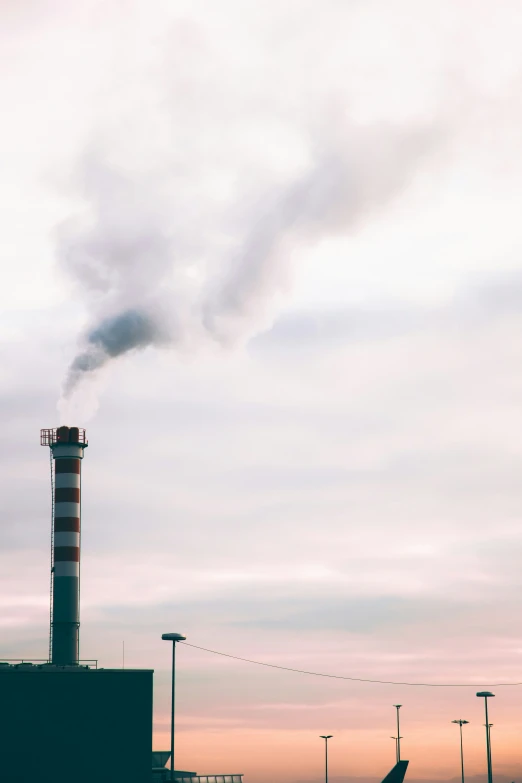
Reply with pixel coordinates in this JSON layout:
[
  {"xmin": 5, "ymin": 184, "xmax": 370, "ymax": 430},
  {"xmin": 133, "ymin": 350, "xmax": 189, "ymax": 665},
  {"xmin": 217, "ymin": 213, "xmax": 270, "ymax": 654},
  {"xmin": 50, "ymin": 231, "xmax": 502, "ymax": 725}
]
[{"xmin": 41, "ymin": 426, "xmax": 88, "ymax": 446}]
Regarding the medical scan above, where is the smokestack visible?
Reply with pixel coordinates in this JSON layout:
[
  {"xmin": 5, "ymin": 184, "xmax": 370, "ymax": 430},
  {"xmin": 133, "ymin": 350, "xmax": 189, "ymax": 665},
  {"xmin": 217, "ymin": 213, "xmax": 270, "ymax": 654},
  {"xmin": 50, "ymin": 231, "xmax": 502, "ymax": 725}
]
[{"xmin": 41, "ymin": 426, "xmax": 88, "ymax": 665}]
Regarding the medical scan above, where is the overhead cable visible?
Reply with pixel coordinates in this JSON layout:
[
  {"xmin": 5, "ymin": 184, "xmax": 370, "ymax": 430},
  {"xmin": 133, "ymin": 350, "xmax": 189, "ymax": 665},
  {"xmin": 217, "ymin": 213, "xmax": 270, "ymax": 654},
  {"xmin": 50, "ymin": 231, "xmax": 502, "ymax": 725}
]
[{"xmin": 180, "ymin": 642, "xmax": 522, "ymax": 687}]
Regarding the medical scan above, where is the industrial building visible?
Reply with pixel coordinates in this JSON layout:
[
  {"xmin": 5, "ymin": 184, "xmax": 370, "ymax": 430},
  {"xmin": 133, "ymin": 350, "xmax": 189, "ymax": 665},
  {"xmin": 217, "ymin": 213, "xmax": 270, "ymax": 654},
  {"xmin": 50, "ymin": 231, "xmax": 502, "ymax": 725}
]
[
  {"xmin": 0, "ymin": 663, "xmax": 153, "ymax": 782},
  {"xmin": 0, "ymin": 426, "xmax": 243, "ymax": 783}
]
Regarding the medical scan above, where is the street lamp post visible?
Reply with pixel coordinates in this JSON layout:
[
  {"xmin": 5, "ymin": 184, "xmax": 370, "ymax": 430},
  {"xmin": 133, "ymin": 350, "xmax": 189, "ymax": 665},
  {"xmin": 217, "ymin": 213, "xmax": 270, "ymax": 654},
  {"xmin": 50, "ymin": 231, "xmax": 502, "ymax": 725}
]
[
  {"xmin": 476, "ymin": 692, "xmax": 495, "ymax": 783},
  {"xmin": 319, "ymin": 735, "xmax": 333, "ymax": 783},
  {"xmin": 485, "ymin": 724, "xmax": 493, "ymax": 779},
  {"xmin": 451, "ymin": 720, "xmax": 469, "ymax": 783},
  {"xmin": 162, "ymin": 633, "xmax": 187, "ymax": 782},
  {"xmin": 393, "ymin": 706, "xmax": 403, "ymax": 762}
]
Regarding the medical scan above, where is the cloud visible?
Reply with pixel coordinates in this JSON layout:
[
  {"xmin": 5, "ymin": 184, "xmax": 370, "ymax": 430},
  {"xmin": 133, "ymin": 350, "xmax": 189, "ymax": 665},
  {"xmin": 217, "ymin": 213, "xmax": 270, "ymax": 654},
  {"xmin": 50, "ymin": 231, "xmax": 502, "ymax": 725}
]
[
  {"xmin": 253, "ymin": 266, "xmax": 522, "ymax": 354},
  {"xmin": 5, "ymin": 2, "xmax": 522, "ymax": 781}
]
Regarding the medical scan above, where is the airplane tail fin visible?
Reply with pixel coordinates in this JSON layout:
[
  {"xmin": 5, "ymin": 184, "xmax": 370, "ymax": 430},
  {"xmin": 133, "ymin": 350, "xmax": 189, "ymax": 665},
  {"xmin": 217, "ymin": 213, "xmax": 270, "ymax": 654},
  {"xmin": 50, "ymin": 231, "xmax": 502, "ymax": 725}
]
[{"xmin": 380, "ymin": 760, "xmax": 409, "ymax": 783}]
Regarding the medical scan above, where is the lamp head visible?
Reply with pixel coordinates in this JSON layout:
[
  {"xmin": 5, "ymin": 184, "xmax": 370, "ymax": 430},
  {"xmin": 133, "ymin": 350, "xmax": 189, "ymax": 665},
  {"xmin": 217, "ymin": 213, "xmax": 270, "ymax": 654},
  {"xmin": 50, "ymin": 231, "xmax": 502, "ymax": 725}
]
[
  {"xmin": 162, "ymin": 633, "xmax": 187, "ymax": 642},
  {"xmin": 476, "ymin": 692, "xmax": 495, "ymax": 698},
  {"xmin": 319, "ymin": 735, "xmax": 333, "ymax": 739},
  {"xmin": 393, "ymin": 704, "xmax": 402, "ymax": 708}
]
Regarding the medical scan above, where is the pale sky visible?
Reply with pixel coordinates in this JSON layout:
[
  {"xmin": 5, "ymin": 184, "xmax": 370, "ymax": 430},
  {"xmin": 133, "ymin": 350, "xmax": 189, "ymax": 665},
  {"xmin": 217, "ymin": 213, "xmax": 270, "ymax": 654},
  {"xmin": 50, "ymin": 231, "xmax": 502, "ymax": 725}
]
[{"xmin": 2, "ymin": 2, "xmax": 522, "ymax": 782}]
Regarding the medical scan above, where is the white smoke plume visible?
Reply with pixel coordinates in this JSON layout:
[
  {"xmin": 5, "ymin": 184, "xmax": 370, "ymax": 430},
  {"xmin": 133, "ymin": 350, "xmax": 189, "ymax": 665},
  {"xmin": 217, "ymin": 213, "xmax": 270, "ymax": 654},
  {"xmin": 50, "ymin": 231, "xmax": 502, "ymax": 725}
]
[
  {"xmin": 53, "ymin": 3, "xmax": 452, "ymax": 419},
  {"xmin": 202, "ymin": 121, "xmax": 441, "ymax": 343},
  {"xmin": 57, "ymin": 114, "xmax": 443, "ymax": 417}
]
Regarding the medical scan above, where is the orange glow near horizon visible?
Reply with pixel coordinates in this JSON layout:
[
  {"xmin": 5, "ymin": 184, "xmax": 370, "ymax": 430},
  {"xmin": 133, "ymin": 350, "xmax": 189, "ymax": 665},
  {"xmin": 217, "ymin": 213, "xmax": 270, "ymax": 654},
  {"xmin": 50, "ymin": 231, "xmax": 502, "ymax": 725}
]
[{"xmin": 152, "ymin": 713, "xmax": 522, "ymax": 782}]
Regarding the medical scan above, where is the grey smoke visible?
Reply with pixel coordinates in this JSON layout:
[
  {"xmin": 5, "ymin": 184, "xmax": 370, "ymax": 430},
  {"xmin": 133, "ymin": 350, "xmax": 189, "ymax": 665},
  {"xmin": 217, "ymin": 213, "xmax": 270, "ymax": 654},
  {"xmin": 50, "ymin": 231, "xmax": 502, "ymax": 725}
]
[
  {"xmin": 57, "ymin": 152, "xmax": 186, "ymax": 397},
  {"xmin": 58, "ymin": 118, "xmax": 444, "ymax": 398},
  {"xmin": 89, "ymin": 310, "xmax": 161, "ymax": 357},
  {"xmin": 203, "ymin": 123, "xmax": 440, "ymax": 342},
  {"xmin": 63, "ymin": 309, "xmax": 164, "ymax": 396}
]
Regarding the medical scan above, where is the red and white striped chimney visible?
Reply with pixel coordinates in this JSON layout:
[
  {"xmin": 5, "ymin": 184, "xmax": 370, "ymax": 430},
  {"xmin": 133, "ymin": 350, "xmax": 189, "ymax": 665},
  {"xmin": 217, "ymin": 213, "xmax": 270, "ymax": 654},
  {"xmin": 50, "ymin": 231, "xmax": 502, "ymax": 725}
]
[{"xmin": 41, "ymin": 426, "xmax": 88, "ymax": 665}]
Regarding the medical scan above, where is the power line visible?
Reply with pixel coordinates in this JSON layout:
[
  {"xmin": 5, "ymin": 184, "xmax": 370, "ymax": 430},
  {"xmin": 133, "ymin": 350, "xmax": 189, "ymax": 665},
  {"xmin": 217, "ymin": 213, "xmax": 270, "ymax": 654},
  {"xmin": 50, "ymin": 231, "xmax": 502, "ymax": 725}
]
[{"xmin": 180, "ymin": 642, "xmax": 522, "ymax": 688}]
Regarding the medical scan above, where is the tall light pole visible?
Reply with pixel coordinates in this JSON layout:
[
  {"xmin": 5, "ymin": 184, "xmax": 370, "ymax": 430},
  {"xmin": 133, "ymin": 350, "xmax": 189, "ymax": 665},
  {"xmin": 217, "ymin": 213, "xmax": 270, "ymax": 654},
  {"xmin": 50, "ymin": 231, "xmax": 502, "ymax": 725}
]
[
  {"xmin": 476, "ymin": 692, "xmax": 495, "ymax": 783},
  {"xmin": 393, "ymin": 705, "xmax": 403, "ymax": 762},
  {"xmin": 319, "ymin": 735, "xmax": 333, "ymax": 783},
  {"xmin": 162, "ymin": 633, "xmax": 187, "ymax": 782},
  {"xmin": 451, "ymin": 720, "xmax": 469, "ymax": 783},
  {"xmin": 485, "ymin": 724, "xmax": 493, "ymax": 777}
]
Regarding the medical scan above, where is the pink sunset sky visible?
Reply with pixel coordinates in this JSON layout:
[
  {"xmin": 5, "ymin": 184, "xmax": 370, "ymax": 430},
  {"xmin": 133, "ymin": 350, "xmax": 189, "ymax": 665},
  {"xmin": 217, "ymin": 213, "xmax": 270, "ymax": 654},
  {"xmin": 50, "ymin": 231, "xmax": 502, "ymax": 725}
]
[{"xmin": 2, "ymin": 1, "xmax": 522, "ymax": 782}]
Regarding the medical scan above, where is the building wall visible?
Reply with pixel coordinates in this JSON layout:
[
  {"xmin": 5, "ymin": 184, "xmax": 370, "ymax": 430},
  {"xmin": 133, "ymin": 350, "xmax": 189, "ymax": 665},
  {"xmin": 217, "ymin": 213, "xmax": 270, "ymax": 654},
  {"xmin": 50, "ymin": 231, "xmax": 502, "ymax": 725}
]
[{"xmin": 0, "ymin": 666, "xmax": 153, "ymax": 783}]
